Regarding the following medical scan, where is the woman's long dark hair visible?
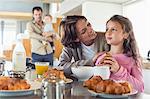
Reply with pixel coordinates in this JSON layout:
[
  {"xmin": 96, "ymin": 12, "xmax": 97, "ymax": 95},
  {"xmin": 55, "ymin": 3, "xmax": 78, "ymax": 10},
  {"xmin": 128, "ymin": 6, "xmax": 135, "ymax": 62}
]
[
  {"xmin": 105, "ymin": 15, "xmax": 141, "ymax": 66},
  {"xmin": 59, "ymin": 15, "xmax": 87, "ymax": 48}
]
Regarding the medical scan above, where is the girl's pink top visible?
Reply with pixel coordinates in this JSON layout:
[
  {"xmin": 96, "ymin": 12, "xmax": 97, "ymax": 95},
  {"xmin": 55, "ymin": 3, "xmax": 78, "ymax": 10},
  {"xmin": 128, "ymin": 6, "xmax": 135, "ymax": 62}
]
[{"xmin": 95, "ymin": 53, "xmax": 144, "ymax": 92}]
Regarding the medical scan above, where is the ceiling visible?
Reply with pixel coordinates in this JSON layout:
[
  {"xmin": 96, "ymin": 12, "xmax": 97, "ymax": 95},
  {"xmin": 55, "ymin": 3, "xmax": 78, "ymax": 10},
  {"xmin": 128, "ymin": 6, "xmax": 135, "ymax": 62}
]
[
  {"xmin": 62, "ymin": 0, "xmax": 141, "ymax": 16},
  {"xmin": 64, "ymin": 5, "xmax": 82, "ymax": 16}
]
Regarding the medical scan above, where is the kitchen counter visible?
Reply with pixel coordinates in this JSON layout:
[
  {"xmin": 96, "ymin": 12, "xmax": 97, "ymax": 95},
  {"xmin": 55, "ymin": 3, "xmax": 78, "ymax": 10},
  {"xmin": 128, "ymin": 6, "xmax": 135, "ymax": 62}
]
[{"xmin": 1, "ymin": 60, "xmax": 150, "ymax": 98}]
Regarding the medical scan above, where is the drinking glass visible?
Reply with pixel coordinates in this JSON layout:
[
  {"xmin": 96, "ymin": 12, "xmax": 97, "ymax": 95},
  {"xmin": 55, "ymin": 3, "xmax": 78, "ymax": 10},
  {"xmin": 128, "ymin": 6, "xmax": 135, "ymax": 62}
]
[{"xmin": 35, "ymin": 62, "xmax": 49, "ymax": 78}]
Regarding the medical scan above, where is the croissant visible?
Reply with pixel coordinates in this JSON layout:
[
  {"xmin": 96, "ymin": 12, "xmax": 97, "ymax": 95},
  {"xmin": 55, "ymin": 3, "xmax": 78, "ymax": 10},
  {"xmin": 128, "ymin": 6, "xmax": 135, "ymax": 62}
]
[
  {"xmin": 0, "ymin": 76, "xmax": 30, "ymax": 90},
  {"xmin": 83, "ymin": 76, "xmax": 132, "ymax": 95},
  {"xmin": 95, "ymin": 81, "xmax": 106, "ymax": 93},
  {"xmin": 83, "ymin": 76, "xmax": 102, "ymax": 90},
  {"xmin": 114, "ymin": 85, "xmax": 125, "ymax": 95},
  {"xmin": 43, "ymin": 68, "xmax": 67, "ymax": 81},
  {"xmin": 120, "ymin": 82, "xmax": 132, "ymax": 93},
  {"xmin": 97, "ymin": 52, "xmax": 112, "ymax": 65}
]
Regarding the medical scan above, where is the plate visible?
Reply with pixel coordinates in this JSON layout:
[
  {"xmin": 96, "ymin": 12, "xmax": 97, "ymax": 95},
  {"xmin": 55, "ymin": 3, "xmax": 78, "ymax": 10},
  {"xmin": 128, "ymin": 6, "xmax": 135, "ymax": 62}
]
[
  {"xmin": 88, "ymin": 89, "xmax": 138, "ymax": 98},
  {"xmin": 0, "ymin": 81, "xmax": 41, "ymax": 97},
  {"xmin": 35, "ymin": 78, "xmax": 73, "ymax": 84}
]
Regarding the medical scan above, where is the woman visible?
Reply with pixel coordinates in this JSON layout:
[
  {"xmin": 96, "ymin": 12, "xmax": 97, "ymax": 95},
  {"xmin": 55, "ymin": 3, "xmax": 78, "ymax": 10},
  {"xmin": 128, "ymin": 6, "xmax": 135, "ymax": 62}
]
[{"xmin": 58, "ymin": 15, "xmax": 106, "ymax": 76}]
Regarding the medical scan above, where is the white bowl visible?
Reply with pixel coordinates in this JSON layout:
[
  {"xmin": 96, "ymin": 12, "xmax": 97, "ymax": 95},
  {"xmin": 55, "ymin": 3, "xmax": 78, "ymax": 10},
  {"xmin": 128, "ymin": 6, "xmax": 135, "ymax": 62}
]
[
  {"xmin": 71, "ymin": 66, "xmax": 93, "ymax": 81},
  {"xmin": 93, "ymin": 66, "xmax": 110, "ymax": 79}
]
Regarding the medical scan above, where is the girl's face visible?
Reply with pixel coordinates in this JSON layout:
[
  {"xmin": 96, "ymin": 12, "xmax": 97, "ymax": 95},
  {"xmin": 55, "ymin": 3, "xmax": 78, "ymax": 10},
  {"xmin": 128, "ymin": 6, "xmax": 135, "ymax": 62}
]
[
  {"xmin": 105, "ymin": 20, "xmax": 128, "ymax": 45},
  {"xmin": 76, "ymin": 19, "xmax": 97, "ymax": 46}
]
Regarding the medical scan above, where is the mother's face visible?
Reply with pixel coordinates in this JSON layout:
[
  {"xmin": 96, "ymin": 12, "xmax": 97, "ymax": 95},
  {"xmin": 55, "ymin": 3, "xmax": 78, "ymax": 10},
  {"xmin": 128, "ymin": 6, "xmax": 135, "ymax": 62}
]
[{"xmin": 76, "ymin": 19, "xmax": 97, "ymax": 46}]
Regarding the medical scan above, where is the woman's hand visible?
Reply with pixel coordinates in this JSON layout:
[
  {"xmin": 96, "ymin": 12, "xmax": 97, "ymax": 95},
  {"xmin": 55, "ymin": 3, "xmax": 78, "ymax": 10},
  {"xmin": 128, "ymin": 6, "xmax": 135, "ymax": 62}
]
[{"xmin": 102, "ymin": 56, "xmax": 120, "ymax": 73}]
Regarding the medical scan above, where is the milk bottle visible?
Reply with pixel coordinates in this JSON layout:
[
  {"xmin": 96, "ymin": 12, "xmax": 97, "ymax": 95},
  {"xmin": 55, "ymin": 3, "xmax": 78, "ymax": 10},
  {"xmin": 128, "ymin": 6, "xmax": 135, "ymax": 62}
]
[{"xmin": 12, "ymin": 39, "xmax": 26, "ymax": 72}]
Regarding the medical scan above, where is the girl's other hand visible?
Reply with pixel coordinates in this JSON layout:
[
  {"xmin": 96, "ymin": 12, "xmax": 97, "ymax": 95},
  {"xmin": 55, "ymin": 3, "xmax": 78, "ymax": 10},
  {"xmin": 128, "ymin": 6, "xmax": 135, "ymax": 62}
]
[
  {"xmin": 93, "ymin": 52, "xmax": 103, "ymax": 64},
  {"xmin": 94, "ymin": 52, "xmax": 109, "ymax": 66}
]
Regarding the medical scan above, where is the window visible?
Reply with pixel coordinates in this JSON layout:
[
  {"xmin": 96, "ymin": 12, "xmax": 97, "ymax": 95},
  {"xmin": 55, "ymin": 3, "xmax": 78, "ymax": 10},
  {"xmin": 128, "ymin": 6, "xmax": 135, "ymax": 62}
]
[{"xmin": 0, "ymin": 20, "xmax": 17, "ymax": 50}]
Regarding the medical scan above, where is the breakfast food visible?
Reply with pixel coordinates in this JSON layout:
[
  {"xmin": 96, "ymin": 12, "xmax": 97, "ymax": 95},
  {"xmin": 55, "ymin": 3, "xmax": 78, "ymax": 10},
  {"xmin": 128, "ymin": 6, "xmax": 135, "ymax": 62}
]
[
  {"xmin": 99, "ymin": 52, "xmax": 112, "ymax": 65},
  {"xmin": 83, "ymin": 76, "xmax": 132, "ymax": 95},
  {"xmin": 83, "ymin": 76, "xmax": 102, "ymax": 91},
  {"xmin": 42, "ymin": 68, "xmax": 67, "ymax": 81},
  {"xmin": 0, "ymin": 76, "xmax": 30, "ymax": 90}
]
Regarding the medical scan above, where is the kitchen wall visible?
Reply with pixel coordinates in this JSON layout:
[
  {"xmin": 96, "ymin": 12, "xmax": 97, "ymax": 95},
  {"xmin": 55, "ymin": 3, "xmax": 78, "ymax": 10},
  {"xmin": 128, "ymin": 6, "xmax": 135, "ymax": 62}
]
[
  {"xmin": 123, "ymin": 0, "xmax": 150, "ymax": 58},
  {"xmin": 82, "ymin": 1, "xmax": 122, "ymax": 31}
]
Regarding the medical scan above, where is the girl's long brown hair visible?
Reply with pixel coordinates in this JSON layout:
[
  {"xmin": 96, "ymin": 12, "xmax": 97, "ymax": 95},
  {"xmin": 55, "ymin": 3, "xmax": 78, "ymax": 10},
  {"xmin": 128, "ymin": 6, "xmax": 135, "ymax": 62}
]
[{"xmin": 105, "ymin": 15, "xmax": 141, "ymax": 66}]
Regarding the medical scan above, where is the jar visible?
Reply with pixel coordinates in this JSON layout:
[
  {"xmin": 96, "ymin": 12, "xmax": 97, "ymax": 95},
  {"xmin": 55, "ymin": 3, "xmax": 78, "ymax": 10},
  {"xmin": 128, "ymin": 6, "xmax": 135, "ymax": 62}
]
[{"xmin": 41, "ymin": 76, "xmax": 65, "ymax": 99}]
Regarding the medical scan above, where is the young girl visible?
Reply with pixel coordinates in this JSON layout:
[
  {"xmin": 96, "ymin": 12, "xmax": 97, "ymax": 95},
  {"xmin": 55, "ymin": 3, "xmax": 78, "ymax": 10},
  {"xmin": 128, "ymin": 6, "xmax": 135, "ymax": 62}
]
[{"xmin": 95, "ymin": 15, "xmax": 144, "ymax": 92}]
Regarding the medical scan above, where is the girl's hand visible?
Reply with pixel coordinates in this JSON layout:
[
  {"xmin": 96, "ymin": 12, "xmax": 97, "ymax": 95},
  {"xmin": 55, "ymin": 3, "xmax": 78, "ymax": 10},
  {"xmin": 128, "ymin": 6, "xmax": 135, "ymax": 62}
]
[
  {"xmin": 92, "ymin": 52, "xmax": 102, "ymax": 64},
  {"xmin": 102, "ymin": 56, "xmax": 120, "ymax": 73}
]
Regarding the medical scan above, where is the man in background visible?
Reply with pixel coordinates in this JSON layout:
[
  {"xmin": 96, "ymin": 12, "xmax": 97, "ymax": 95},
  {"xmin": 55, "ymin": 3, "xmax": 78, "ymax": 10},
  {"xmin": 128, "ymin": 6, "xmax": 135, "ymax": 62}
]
[{"xmin": 26, "ymin": 6, "xmax": 53, "ymax": 65}]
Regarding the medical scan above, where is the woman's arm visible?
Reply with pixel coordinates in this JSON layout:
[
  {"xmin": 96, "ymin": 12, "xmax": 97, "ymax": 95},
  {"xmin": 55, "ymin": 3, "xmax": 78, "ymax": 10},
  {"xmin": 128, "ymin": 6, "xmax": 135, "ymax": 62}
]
[{"xmin": 58, "ymin": 47, "xmax": 94, "ymax": 76}]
